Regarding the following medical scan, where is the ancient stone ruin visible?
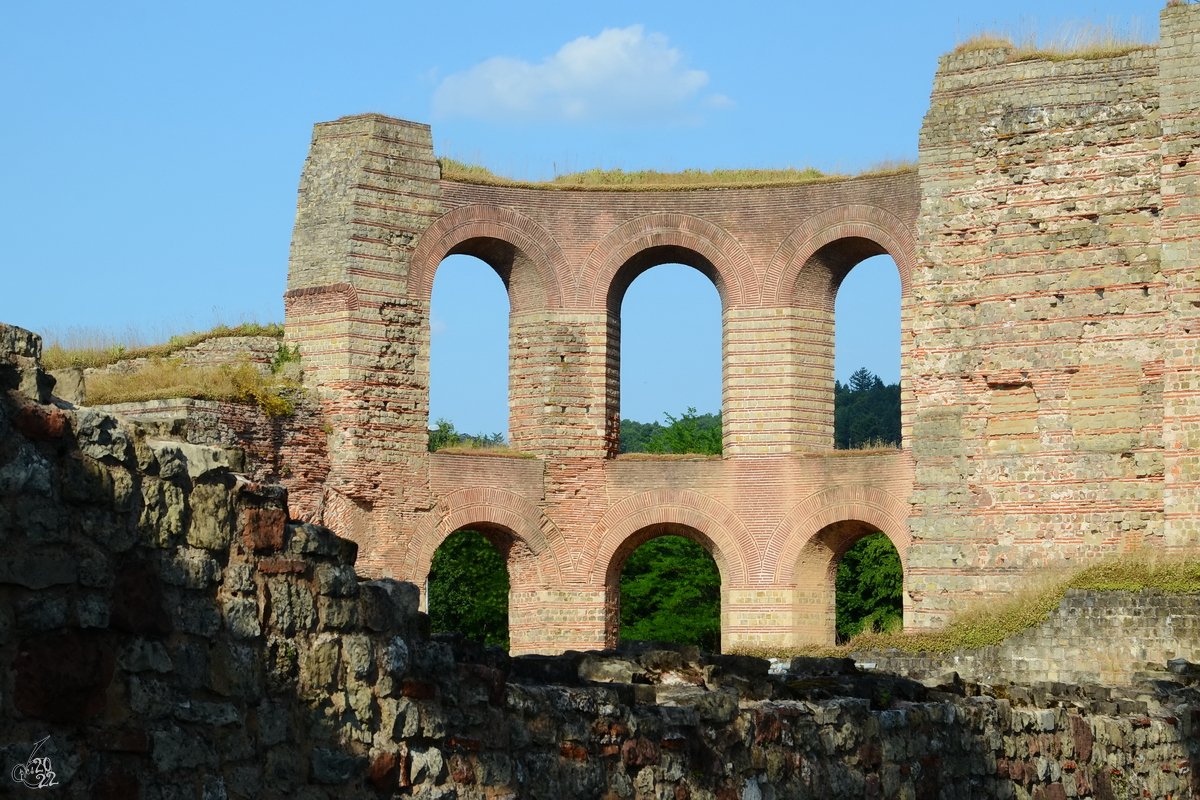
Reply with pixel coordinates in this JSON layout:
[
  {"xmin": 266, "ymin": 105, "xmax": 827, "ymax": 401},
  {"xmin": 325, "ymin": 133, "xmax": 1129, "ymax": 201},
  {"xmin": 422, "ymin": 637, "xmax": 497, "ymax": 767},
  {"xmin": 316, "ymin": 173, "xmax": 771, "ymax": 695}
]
[
  {"xmin": 4, "ymin": 324, "xmax": 1200, "ymax": 799},
  {"xmin": 7, "ymin": 3, "xmax": 1200, "ymax": 796},
  {"xmin": 267, "ymin": 4, "xmax": 1198, "ymax": 653}
]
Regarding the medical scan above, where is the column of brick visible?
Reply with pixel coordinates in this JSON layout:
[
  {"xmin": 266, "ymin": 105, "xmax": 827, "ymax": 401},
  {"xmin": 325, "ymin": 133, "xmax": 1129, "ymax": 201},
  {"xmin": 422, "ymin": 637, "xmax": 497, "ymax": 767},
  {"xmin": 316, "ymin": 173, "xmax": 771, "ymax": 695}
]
[
  {"xmin": 509, "ymin": 312, "xmax": 611, "ymax": 458},
  {"xmin": 1160, "ymin": 5, "xmax": 1200, "ymax": 551},
  {"xmin": 285, "ymin": 114, "xmax": 443, "ymax": 570},
  {"xmin": 724, "ymin": 308, "xmax": 835, "ymax": 455}
]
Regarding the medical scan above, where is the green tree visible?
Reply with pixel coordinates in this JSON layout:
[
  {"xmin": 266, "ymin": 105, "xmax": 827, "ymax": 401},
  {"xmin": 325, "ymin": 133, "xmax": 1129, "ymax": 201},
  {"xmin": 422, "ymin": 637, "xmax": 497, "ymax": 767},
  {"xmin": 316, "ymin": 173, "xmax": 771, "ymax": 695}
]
[
  {"xmin": 834, "ymin": 532, "xmax": 903, "ymax": 641},
  {"xmin": 834, "ymin": 368, "xmax": 900, "ymax": 449},
  {"xmin": 428, "ymin": 418, "xmax": 505, "ymax": 452},
  {"xmin": 619, "ymin": 418, "xmax": 663, "ymax": 453},
  {"xmin": 644, "ymin": 408, "xmax": 722, "ymax": 455},
  {"xmin": 620, "ymin": 535, "xmax": 721, "ymax": 651},
  {"xmin": 427, "ymin": 530, "xmax": 510, "ymax": 648}
]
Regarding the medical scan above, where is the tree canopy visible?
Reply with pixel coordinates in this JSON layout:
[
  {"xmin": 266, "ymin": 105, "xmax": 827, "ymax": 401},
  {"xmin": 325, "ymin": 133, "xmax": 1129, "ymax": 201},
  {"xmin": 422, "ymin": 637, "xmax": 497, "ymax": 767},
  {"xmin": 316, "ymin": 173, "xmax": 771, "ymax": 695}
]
[
  {"xmin": 834, "ymin": 531, "xmax": 903, "ymax": 641},
  {"xmin": 426, "ymin": 530, "xmax": 509, "ymax": 648},
  {"xmin": 621, "ymin": 408, "xmax": 721, "ymax": 455},
  {"xmin": 619, "ymin": 535, "xmax": 721, "ymax": 651},
  {"xmin": 834, "ymin": 368, "xmax": 901, "ymax": 449}
]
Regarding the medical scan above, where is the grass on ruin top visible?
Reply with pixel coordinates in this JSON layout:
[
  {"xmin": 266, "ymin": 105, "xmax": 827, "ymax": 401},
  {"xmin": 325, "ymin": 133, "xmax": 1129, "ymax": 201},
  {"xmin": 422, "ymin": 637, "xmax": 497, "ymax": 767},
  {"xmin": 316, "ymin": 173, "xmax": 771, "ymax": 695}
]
[
  {"xmin": 88, "ymin": 360, "xmax": 297, "ymax": 417},
  {"xmin": 42, "ymin": 322, "xmax": 284, "ymax": 371},
  {"xmin": 439, "ymin": 158, "xmax": 916, "ymax": 192},
  {"xmin": 730, "ymin": 550, "xmax": 1200, "ymax": 660},
  {"xmin": 617, "ymin": 452, "xmax": 722, "ymax": 460},
  {"xmin": 954, "ymin": 20, "xmax": 1156, "ymax": 62},
  {"xmin": 827, "ymin": 438, "xmax": 901, "ymax": 455},
  {"xmin": 432, "ymin": 444, "xmax": 536, "ymax": 458}
]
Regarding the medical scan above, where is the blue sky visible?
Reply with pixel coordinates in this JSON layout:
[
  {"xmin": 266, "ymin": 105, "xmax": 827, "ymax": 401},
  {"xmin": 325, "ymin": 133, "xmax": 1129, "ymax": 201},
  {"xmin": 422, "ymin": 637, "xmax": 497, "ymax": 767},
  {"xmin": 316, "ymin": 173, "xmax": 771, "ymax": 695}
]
[{"xmin": 1, "ymin": 0, "xmax": 1162, "ymax": 435}]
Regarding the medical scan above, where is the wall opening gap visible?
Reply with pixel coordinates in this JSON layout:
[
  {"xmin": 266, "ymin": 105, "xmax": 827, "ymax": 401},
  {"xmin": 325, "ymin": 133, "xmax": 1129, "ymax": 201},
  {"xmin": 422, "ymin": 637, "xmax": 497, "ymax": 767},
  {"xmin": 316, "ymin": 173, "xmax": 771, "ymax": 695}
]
[
  {"xmin": 429, "ymin": 254, "xmax": 510, "ymax": 450},
  {"xmin": 427, "ymin": 529, "xmax": 510, "ymax": 649},
  {"xmin": 618, "ymin": 534, "xmax": 721, "ymax": 652},
  {"xmin": 618, "ymin": 264, "xmax": 722, "ymax": 455},
  {"xmin": 834, "ymin": 254, "xmax": 901, "ymax": 450}
]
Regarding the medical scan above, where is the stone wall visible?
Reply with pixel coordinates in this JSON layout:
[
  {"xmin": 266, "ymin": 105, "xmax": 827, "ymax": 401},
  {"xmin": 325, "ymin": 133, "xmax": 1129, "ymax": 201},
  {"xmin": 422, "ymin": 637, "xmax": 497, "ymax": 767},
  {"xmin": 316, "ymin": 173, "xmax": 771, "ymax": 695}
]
[
  {"xmin": 854, "ymin": 588, "xmax": 1200, "ymax": 688},
  {"xmin": 5, "ymin": 323, "xmax": 1200, "ymax": 800},
  {"xmin": 902, "ymin": 6, "xmax": 1200, "ymax": 625},
  {"xmin": 280, "ymin": 114, "xmax": 922, "ymax": 651}
]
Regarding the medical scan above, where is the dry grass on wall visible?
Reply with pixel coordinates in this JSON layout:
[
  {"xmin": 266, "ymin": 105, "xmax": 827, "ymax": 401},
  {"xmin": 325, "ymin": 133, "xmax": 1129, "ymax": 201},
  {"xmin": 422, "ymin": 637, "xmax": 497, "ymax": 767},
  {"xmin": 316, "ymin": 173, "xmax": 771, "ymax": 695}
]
[
  {"xmin": 42, "ymin": 322, "xmax": 284, "ymax": 371},
  {"xmin": 438, "ymin": 158, "xmax": 917, "ymax": 192},
  {"xmin": 87, "ymin": 360, "xmax": 297, "ymax": 416},
  {"xmin": 732, "ymin": 550, "xmax": 1200, "ymax": 660},
  {"xmin": 954, "ymin": 19, "xmax": 1156, "ymax": 62}
]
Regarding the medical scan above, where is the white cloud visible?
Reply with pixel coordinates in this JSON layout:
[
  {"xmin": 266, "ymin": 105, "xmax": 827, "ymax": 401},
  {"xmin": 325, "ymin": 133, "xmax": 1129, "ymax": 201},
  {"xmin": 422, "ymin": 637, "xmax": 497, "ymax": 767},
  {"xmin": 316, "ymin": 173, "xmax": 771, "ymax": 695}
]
[{"xmin": 433, "ymin": 26, "xmax": 721, "ymax": 125}]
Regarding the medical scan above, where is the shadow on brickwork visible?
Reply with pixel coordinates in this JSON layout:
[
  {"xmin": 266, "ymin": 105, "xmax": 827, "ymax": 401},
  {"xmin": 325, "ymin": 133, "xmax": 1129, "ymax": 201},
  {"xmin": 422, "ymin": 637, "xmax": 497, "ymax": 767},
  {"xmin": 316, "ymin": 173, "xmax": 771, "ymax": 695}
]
[{"xmin": 3, "ymin": 321, "xmax": 1200, "ymax": 800}]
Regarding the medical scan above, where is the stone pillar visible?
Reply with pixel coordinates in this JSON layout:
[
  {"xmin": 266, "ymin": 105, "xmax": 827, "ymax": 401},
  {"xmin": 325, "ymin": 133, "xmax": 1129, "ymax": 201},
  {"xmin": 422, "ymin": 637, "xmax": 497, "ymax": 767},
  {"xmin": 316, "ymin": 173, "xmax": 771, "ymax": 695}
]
[
  {"xmin": 510, "ymin": 312, "xmax": 611, "ymax": 458},
  {"xmin": 1160, "ymin": 4, "xmax": 1200, "ymax": 551},
  {"xmin": 724, "ymin": 308, "xmax": 835, "ymax": 455},
  {"xmin": 284, "ymin": 114, "xmax": 443, "ymax": 569}
]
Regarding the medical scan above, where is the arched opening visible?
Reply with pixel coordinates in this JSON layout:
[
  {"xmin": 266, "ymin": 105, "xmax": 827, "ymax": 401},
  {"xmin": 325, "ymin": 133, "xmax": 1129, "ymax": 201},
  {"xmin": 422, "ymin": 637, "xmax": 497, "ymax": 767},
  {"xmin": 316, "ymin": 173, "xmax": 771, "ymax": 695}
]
[
  {"xmin": 426, "ymin": 526, "xmax": 512, "ymax": 649},
  {"xmin": 609, "ymin": 248, "xmax": 724, "ymax": 456},
  {"xmin": 792, "ymin": 237, "xmax": 903, "ymax": 450},
  {"xmin": 429, "ymin": 252, "xmax": 510, "ymax": 447},
  {"xmin": 834, "ymin": 254, "xmax": 901, "ymax": 449},
  {"xmin": 793, "ymin": 519, "xmax": 905, "ymax": 646},
  {"xmin": 605, "ymin": 523, "xmax": 725, "ymax": 651},
  {"xmin": 835, "ymin": 531, "xmax": 903, "ymax": 641}
]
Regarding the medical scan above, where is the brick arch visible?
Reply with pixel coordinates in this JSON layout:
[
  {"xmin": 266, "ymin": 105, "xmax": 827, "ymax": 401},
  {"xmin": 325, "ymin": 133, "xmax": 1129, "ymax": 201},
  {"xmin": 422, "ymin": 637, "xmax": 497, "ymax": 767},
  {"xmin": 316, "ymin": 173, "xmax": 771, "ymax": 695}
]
[
  {"xmin": 406, "ymin": 487, "xmax": 566, "ymax": 589},
  {"xmin": 578, "ymin": 213, "xmax": 757, "ymax": 311},
  {"xmin": 762, "ymin": 204, "xmax": 915, "ymax": 307},
  {"xmin": 579, "ymin": 489, "xmax": 754, "ymax": 588},
  {"xmin": 764, "ymin": 484, "xmax": 911, "ymax": 585},
  {"xmin": 408, "ymin": 204, "xmax": 570, "ymax": 312}
]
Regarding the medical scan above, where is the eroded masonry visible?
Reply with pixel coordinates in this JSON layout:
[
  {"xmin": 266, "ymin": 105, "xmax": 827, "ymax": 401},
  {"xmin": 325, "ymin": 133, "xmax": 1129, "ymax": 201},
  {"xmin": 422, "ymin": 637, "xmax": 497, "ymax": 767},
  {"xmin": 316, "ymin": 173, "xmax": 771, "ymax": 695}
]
[
  {"xmin": 3, "ymin": 327, "xmax": 1200, "ymax": 800},
  {"xmin": 261, "ymin": 3, "xmax": 1200, "ymax": 655}
]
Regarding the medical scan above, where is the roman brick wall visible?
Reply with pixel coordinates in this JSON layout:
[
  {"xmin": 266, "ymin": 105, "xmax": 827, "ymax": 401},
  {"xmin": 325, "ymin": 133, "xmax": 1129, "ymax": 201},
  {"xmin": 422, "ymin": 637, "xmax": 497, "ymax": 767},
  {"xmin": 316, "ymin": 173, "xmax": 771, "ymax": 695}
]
[
  {"xmin": 283, "ymin": 114, "xmax": 921, "ymax": 653},
  {"xmin": 905, "ymin": 7, "xmax": 1200, "ymax": 627},
  {"xmin": 273, "ymin": 4, "xmax": 1200, "ymax": 651}
]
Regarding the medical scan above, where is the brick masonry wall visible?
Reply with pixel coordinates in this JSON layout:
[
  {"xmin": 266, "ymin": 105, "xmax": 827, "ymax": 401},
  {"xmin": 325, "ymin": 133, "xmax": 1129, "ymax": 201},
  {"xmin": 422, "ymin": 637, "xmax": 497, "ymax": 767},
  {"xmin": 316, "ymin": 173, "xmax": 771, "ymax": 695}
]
[
  {"xmin": 4, "ymin": 330, "xmax": 1199, "ymax": 799},
  {"xmin": 282, "ymin": 114, "xmax": 922, "ymax": 651},
  {"xmin": 906, "ymin": 21, "xmax": 1196, "ymax": 627}
]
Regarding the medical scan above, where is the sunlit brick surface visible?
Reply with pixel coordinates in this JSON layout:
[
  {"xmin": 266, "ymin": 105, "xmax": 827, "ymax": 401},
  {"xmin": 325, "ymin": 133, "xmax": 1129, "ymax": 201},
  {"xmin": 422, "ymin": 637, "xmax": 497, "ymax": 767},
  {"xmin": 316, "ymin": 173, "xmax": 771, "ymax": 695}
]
[{"xmin": 283, "ymin": 9, "xmax": 1200, "ymax": 653}]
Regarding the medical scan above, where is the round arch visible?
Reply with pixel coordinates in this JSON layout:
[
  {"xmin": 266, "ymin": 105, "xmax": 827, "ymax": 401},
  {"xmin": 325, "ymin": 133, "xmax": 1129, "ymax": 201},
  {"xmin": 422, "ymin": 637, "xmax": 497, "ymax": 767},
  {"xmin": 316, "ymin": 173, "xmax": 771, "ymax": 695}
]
[
  {"xmin": 765, "ymin": 485, "xmax": 910, "ymax": 646},
  {"xmin": 580, "ymin": 489, "xmax": 754, "ymax": 588},
  {"xmin": 764, "ymin": 484, "xmax": 911, "ymax": 584},
  {"xmin": 406, "ymin": 486, "xmax": 566, "ymax": 590},
  {"xmin": 579, "ymin": 213, "xmax": 756, "ymax": 312},
  {"xmin": 762, "ymin": 204, "xmax": 915, "ymax": 308},
  {"xmin": 408, "ymin": 204, "xmax": 570, "ymax": 313}
]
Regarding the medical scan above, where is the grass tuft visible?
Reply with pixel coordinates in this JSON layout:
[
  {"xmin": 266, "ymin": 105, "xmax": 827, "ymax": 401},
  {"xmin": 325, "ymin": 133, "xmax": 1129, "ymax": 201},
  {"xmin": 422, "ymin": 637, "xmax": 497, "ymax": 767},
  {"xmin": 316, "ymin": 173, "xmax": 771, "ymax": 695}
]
[
  {"xmin": 828, "ymin": 437, "xmax": 900, "ymax": 454},
  {"xmin": 954, "ymin": 18, "xmax": 1156, "ymax": 62},
  {"xmin": 439, "ymin": 158, "xmax": 916, "ymax": 192},
  {"xmin": 43, "ymin": 322, "xmax": 284, "ymax": 371},
  {"xmin": 729, "ymin": 549, "xmax": 1200, "ymax": 659},
  {"xmin": 88, "ymin": 360, "xmax": 297, "ymax": 416},
  {"xmin": 432, "ymin": 445, "xmax": 536, "ymax": 458}
]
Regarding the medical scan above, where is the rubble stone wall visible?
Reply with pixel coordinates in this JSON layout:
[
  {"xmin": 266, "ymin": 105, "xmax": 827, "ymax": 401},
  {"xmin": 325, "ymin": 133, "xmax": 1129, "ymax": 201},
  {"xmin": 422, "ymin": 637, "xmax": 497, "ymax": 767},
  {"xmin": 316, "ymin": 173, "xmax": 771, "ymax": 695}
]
[
  {"xmin": 5, "ymin": 325, "xmax": 1200, "ymax": 800},
  {"xmin": 854, "ymin": 588, "xmax": 1200, "ymax": 688}
]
